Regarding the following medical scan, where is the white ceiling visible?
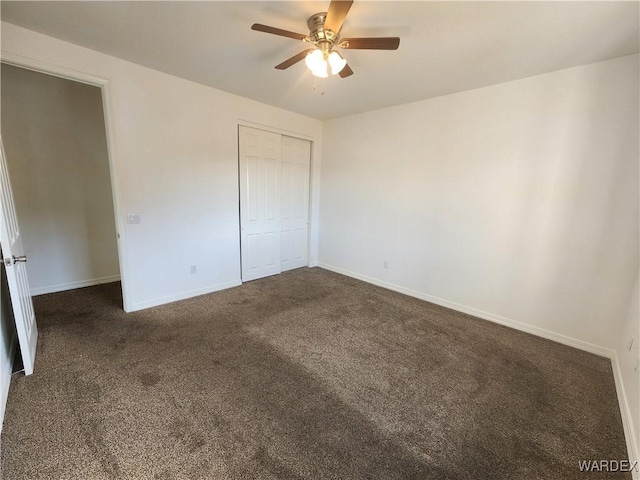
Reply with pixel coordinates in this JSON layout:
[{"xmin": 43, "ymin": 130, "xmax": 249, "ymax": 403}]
[{"xmin": 2, "ymin": 1, "xmax": 638, "ymax": 120}]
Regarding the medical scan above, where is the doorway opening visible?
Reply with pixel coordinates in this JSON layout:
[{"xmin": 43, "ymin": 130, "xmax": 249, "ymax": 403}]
[{"xmin": 1, "ymin": 63, "xmax": 126, "ymax": 310}]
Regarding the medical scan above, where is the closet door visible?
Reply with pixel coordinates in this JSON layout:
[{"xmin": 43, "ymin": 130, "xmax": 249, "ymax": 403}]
[
  {"xmin": 281, "ymin": 136, "xmax": 311, "ymax": 272},
  {"xmin": 239, "ymin": 126, "xmax": 282, "ymax": 281}
]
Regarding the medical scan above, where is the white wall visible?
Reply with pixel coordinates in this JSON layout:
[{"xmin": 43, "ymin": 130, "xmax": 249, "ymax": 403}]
[
  {"xmin": 617, "ymin": 273, "xmax": 639, "ymax": 465},
  {"xmin": 1, "ymin": 22, "xmax": 323, "ymax": 311},
  {"xmin": 2, "ymin": 64, "xmax": 120, "ymax": 295},
  {"xmin": 320, "ymin": 54, "xmax": 639, "ymax": 355}
]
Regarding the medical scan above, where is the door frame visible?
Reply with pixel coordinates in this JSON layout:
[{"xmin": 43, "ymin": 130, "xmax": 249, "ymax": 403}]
[
  {"xmin": 237, "ymin": 120, "xmax": 316, "ymax": 280},
  {"xmin": 1, "ymin": 53, "xmax": 133, "ymax": 312}
]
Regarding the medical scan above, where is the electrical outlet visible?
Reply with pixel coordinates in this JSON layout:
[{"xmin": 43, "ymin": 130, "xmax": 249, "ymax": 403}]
[
  {"xmin": 628, "ymin": 337, "xmax": 635, "ymax": 351},
  {"xmin": 127, "ymin": 213, "xmax": 141, "ymax": 224},
  {"xmin": 190, "ymin": 265, "xmax": 197, "ymax": 274},
  {"xmin": 384, "ymin": 260, "xmax": 389, "ymax": 269}
]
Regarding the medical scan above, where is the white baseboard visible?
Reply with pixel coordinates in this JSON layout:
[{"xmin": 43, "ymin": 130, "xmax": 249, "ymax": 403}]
[
  {"xmin": 0, "ymin": 330, "xmax": 16, "ymax": 436},
  {"xmin": 318, "ymin": 262, "xmax": 640, "ymax": 472},
  {"xmin": 318, "ymin": 263, "xmax": 614, "ymax": 358},
  {"xmin": 31, "ymin": 275, "xmax": 121, "ymax": 296},
  {"xmin": 130, "ymin": 279, "xmax": 242, "ymax": 312},
  {"xmin": 611, "ymin": 354, "xmax": 639, "ymax": 479}
]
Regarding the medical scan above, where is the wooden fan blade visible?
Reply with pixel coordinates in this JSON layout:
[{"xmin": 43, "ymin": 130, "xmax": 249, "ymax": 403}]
[
  {"xmin": 341, "ymin": 37, "xmax": 400, "ymax": 50},
  {"xmin": 275, "ymin": 49, "xmax": 314, "ymax": 70},
  {"xmin": 251, "ymin": 23, "xmax": 306, "ymax": 41},
  {"xmin": 324, "ymin": 0, "xmax": 353, "ymax": 33},
  {"xmin": 339, "ymin": 64, "xmax": 354, "ymax": 78}
]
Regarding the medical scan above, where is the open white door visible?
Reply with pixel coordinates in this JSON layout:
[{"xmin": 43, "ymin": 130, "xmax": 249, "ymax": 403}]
[
  {"xmin": 281, "ymin": 136, "xmax": 310, "ymax": 272},
  {"xmin": 239, "ymin": 126, "xmax": 282, "ymax": 282},
  {"xmin": 0, "ymin": 137, "xmax": 37, "ymax": 375}
]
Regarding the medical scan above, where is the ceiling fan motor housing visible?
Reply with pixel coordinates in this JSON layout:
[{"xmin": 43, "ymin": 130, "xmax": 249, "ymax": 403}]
[{"xmin": 307, "ymin": 12, "xmax": 339, "ymax": 52}]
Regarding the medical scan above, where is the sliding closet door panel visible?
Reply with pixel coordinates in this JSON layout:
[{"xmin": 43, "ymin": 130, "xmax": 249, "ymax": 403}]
[
  {"xmin": 281, "ymin": 135, "xmax": 311, "ymax": 272},
  {"xmin": 281, "ymin": 160, "xmax": 293, "ymax": 266},
  {"xmin": 239, "ymin": 126, "xmax": 282, "ymax": 281}
]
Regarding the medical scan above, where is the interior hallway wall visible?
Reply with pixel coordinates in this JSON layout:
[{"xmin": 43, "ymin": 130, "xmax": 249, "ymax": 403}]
[{"xmin": 2, "ymin": 64, "xmax": 120, "ymax": 295}]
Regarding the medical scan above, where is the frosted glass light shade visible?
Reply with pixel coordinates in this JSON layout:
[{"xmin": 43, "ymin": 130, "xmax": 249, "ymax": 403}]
[
  {"xmin": 305, "ymin": 49, "xmax": 347, "ymax": 78},
  {"xmin": 328, "ymin": 51, "xmax": 347, "ymax": 75},
  {"xmin": 305, "ymin": 49, "xmax": 328, "ymax": 78}
]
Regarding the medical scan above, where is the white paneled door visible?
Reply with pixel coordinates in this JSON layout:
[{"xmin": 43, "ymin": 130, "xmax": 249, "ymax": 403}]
[
  {"xmin": 0, "ymin": 137, "xmax": 37, "ymax": 375},
  {"xmin": 281, "ymin": 136, "xmax": 311, "ymax": 272},
  {"xmin": 239, "ymin": 126, "xmax": 283, "ymax": 281},
  {"xmin": 239, "ymin": 126, "xmax": 311, "ymax": 282}
]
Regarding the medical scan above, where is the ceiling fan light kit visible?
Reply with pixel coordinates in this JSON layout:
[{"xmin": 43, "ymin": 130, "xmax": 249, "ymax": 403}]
[
  {"xmin": 305, "ymin": 50, "xmax": 347, "ymax": 78},
  {"xmin": 251, "ymin": 0, "xmax": 400, "ymax": 79}
]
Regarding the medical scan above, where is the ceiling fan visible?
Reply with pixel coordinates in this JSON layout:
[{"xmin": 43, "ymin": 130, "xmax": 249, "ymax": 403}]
[{"xmin": 251, "ymin": 0, "xmax": 400, "ymax": 79}]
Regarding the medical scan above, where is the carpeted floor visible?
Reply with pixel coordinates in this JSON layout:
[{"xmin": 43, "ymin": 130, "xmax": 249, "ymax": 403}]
[{"xmin": 0, "ymin": 268, "xmax": 630, "ymax": 479}]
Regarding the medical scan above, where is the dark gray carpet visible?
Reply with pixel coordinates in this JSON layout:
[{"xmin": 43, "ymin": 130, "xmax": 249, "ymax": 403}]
[{"xmin": 0, "ymin": 268, "xmax": 630, "ymax": 479}]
